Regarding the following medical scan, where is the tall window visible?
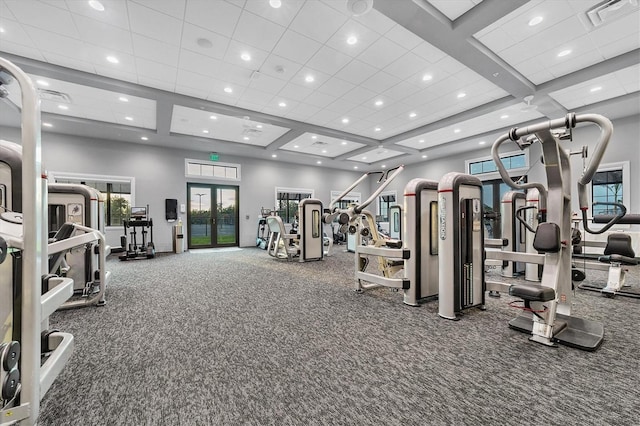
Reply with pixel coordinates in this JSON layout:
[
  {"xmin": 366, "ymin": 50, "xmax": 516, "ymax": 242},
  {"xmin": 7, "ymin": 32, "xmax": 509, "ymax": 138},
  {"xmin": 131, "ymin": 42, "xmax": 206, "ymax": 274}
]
[
  {"xmin": 275, "ymin": 188, "xmax": 313, "ymax": 224},
  {"xmin": 51, "ymin": 172, "xmax": 134, "ymax": 227},
  {"xmin": 377, "ymin": 191, "xmax": 396, "ymax": 222},
  {"xmin": 592, "ymin": 169, "xmax": 623, "ymax": 215}
]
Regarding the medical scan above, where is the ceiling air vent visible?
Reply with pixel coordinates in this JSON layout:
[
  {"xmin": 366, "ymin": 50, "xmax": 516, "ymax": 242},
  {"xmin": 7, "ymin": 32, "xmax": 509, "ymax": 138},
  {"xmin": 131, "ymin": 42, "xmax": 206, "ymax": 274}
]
[
  {"xmin": 311, "ymin": 140, "xmax": 329, "ymax": 147},
  {"xmin": 585, "ymin": 0, "xmax": 639, "ymax": 28},
  {"xmin": 37, "ymin": 89, "xmax": 72, "ymax": 103},
  {"xmin": 242, "ymin": 127, "xmax": 262, "ymax": 136}
]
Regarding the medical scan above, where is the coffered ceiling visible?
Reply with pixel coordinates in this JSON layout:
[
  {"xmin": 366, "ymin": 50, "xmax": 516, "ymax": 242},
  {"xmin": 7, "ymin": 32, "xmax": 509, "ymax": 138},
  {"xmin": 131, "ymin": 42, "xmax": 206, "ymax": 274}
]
[{"xmin": 0, "ymin": 0, "xmax": 638, "ymax": 171}]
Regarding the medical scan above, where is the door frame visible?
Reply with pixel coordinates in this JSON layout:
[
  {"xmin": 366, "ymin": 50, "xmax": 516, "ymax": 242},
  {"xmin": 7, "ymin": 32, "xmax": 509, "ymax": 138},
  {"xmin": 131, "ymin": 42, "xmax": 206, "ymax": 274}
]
[{"xmin": 187, "ymin": 183, "xmax": 239, "ymax": 249}]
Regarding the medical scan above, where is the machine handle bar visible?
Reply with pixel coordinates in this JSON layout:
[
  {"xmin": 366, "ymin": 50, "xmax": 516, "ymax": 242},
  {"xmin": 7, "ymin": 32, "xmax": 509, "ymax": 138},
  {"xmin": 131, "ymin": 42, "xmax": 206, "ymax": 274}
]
[
  {"xmin": 581, "ymin": 202, "xmax": 626, "ymax": 235},
  {"xmin": 354, "ymin": 165, "xmax": 404, "ymax": 215},
  {"xmin": 515, "ymin": 205, "xmax": 537, "ymax": 234}
]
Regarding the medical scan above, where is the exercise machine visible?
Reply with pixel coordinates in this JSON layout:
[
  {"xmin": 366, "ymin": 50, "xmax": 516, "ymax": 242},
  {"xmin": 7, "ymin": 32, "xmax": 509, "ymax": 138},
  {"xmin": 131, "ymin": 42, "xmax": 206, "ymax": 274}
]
[
  {"xmin": 1, "ymin": 55, "xmax": 74, "ymax": 425},
  {"xmin": 488, "ymin": 112, "xmax": 621, "ymax": 351},
  {"xmin": 256, "ymin": 207, "xmax": 275, "ymax": 250},
  {"xmin": 438, "ymin": 173, "xmax": 486, "ymax": 320},
  {"xmin": 119, "ymin": 206, "xmax": 155, "ymax": 260}
]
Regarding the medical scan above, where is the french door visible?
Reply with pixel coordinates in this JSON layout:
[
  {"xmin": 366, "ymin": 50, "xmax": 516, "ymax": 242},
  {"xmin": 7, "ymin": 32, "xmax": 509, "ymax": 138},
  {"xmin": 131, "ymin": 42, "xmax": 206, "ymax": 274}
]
[{"xmin": 187, "ymin": 183, "xmax": 239, "ymax": 249}]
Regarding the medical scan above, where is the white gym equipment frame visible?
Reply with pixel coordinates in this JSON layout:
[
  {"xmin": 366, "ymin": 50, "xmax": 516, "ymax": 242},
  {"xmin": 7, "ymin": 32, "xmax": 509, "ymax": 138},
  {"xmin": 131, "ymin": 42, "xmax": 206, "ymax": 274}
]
[
  {"xmin": 0, "ymin": 57, "xmax": 74, "ymax": 425},
  {"xmin": 488, "ymin": 112, "xmax": 622, "ymax": 351},
  {"xmin": 266, "ymin": 198, "xmax": 324, "ymax": 262}
]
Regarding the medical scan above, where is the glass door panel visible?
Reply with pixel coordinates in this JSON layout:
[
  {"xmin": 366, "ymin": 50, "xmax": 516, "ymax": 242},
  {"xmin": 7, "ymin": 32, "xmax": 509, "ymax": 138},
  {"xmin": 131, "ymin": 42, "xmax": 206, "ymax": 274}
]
[
  {"xmin": 215, "ymin": 187, "xmax": 237, "ymax": 246},
  {"xmin": 188, "ymin": 186, "xmax": 212, "ymax": 247}
]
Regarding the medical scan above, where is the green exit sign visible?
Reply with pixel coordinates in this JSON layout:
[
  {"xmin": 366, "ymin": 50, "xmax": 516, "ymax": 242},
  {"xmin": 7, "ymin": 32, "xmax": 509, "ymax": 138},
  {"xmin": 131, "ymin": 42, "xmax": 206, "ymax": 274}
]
[{"xmin": 209, "ymin": 153, "xmax": 219, "ymax": 161}]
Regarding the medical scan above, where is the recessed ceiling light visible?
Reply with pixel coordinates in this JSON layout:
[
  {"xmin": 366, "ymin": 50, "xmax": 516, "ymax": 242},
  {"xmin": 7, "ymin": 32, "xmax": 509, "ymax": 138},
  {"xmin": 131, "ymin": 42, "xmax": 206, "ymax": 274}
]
[
  {"xmin": 269, "ymin": 0, "xmax": 282, "ymax": 8},
  {"xmin": 321, "ymin": 149, "xmax": 327, "ymax": 153},
  {"xmin": 202, "ymin": 130, "xmax": 209, "ymax": 134},
  {"xmin": 125, "ymin": 116, "xmax": 133, "ymax": 121},
  {"xmin": 342, "ymin": 118, "xmax": 349, "ymax": 124},
  {"xmin": 479, "ymin": 141, "xmax": 486, "ymax": 145},
  {"xmin": 409, "ymin": 112, "xmax": 417, "ymax": 118},
  {"xmin": 557, "ymin": 49, "xmax": 572, "ymax": 57},
  {"xmin": 374, "ymin": 99, "xmax": 383, "ymax": 106},
  {"xmin": 243, "ymin": 136, "xmax": 250, "ymax": 141},
  {"xmin": 240, "ymin": 52, "xmax": 251, "ymax": 61},
  {"xmin": 36, "ymin": 79, "xmax": 49, "ymax": 87},
  {"xmin": 528, "ymin": 16, "xmax": 543, "ymax": 26},
  {"xmin": 256, "ymin": 124, "xmax": 263, "ymax": 128},
  {"xmin": 119, "ymin": 96, "xmax": 128, "ymax": 102},
  {"xmin": 341, "ymin": 141, "xmax": 347, "ymax": 145},
  {"xmin": 316, "ymin": 160, "xmax": 322, "ymax": 164},
  {"xmin": 305, "ymin": 75, "xmax": 315, "ymax": 83},
  {"xmin": 141, "ymin": 136, "xmax": 148, "ymax": 140},
  {"xmin": 210, "ymin": 115, "xmax": 217, "ymax": 120},
  {"xmin": 500, "ymin": 114, "xmax": 509, "ymax": 119},
  {"xmin": 454, "ymin": 128, "xmax": 461, "ymax": 133},
  {"xmin": 293, "ymin": 145, "xmax": 299, "ymax": 148},
  {"xmin": 278, "ymin": 101, "xmax": 287, "ymax": 107},
  {"xmin": 42, "ymin": 122, "xmax": 53, "ymax": 127},
  {"xmin": 88, "ymin": 0, "xmax": 105, "ymax": 12},
  {"xmin": 106, "ymin": 55, "xmax": 119, "ymax": 64},
  {"xmin": 457, "ymin": 92, "xmax": 466, "ymax": 99},
  {"xmin": 422, "ymin": 155, "xmax": 428, "ymax": 159},
  {"xmin": 361, "ymin": 156, "xmax": 367, "ymax": 160},
  {"xmin": 58, "ymin": 105, "xmax": 69, "ymax": 110},
  {"xmin": 0, "ymin": 28, "xmax": 5, "ymax": 34},
  {"xmin": 354, "ymin": 166, "xmax": 358, "ymax": 169},
  {"xmin": 590, "ymin": 86, "xmax": 603, "ymax": 92},
  {"xmin": 419, "ymin": 139, "xmax": 425, "ymax": 143},
  {"xmin": 197, "ymin": 38, "xmax": 213, "ymax": 48},
  {"xmin": 346, "ymin": 36, "xmax": 358, "ymax": 45},
  {"xmin": 272, "ymin": 154, "xmax": 277, "ymax": 158},
  {"xmin": 422, "ymin": 74, "xmax": 433, "ymax": 81},
  {"xmin": 224, "ymin": 87, "xmax": 233, "ymax": 93},
  {"xmin": 381, "ymin": 165, "xmax": 386, "ymax": 169},
  {"xmin": 374, "ymin": 127, "xmax": 381, "ymax": 132},
  {"xmin": 311, "ymin": 135, "xmax": 317, "ymax": 139}
]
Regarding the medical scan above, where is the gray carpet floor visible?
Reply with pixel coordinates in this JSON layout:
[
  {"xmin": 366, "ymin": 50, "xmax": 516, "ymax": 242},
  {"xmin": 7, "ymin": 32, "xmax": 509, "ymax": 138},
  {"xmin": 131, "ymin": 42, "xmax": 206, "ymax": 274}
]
[{"xmin": 39, "ymin": 246, "xmax": 640, "ymax": 425}]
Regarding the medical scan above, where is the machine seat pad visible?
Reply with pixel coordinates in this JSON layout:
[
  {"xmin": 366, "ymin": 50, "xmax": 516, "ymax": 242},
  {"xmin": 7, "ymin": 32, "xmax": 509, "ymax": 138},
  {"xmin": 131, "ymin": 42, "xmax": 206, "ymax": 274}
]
[
  {"xmin": 509, "ymin": 284, "xmax": 555, "ymax": 302},
  {"xmin": 533, "ymin": 222, "xmax": 561, "ymax": 253},
  {"xmin": 603, "ymin": 234, "xmax": 635, "ymax": 258},
  {"xmin": 51, "ymin": 223, "xmax": 76, "ymax": 242},
  {"xmin": 598, "ymin": 254, "xmax": 638, "ymax": 266}
]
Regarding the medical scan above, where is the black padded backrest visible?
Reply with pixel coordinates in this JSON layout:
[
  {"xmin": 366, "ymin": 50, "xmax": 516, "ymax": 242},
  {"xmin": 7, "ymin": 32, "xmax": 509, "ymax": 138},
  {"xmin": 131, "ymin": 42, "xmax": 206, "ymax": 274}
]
[
  {"xmin": 533, "ymin": 222, "xmax": 561, "ymax": 253},
  {"xmin": 604, "ymin": 233, "xmax": 635, "ymax": 258}
]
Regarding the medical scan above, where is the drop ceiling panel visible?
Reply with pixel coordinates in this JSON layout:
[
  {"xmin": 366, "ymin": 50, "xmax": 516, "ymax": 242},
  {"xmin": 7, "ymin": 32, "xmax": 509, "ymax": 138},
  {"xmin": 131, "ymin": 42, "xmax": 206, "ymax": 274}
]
[
  {"xmin": 289, "ymin": 0, "xmax": 347, "ymax": 44},
  {"xmin": 233, "ymin": 10, "xmax": 286, "ymax": 52},
  {"xmin": 357, "ymin": 37, "xmax": 408, "ymax": 70},
  {"xmin": 280, "ymin": 133, "xmax": 365, "ymax": 157},
  {"xmin": 475, "ymin": 0, "xmax": 640, "ymax": 84},
  {"xmin": 133, "ymin": 33, "xmax": 181, "ymax": 66},
  {"xmin": 427, "ymin": 0, "xmax": 483, "ymax": 21},
  {"xmin": 180, "ymin": 23, "xmax": 230, "ymax": 60},
  {"xmin": 271, "ymin": 29, "xmax": 322, "ymax": 64},
  {"xmin": 5, "ymin": 73, "xmax": 156, "ymax": 129},
  {"xmin": 325, "ymin": 19, "xmax": 381, "ymax": 58},
  {"xmin": 184, "ymin": 0, "xmax": 241, "ymax": 38},
  {"xmin": 73, "ymin": 14, "xmax": 134, "ymax": 54},
  {"xmin": 4, "ymin": 0, "xmax": 78, "ymax": 38},
  {"xmin": 396, "ymin": 103, "xmax": 544, "ymax": 150},
  {"xmin": 347, "ymin": 148, "xmax": 404, "ymax": 164},
  {"xmin": 170, "ymin": 105, "xmax": 289, "ymax": 146},
  {"xmin": 128, "ymin": 1, "xmax": 183, "ymax": 45},
  {"xmin": 130, "ymin": 0, "xmax": 186, "ymax": 19},
  {"xmin": 548, "ymin": 64, "xmax": 640, "ymax": 110},
  {"xmin": 242, "ymin": 0, "xmax": 305, "ymax": 27},
  {"xmin": 65, "ymin": 0, "xmax": 130, "ymax": 29}
]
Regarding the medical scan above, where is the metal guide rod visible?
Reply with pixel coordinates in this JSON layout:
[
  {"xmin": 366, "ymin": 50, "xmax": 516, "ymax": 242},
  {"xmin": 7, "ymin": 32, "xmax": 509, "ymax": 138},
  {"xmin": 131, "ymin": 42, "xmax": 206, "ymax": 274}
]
[
  {"xmin": 354, "ymin": 165, "xmax": 404, "ymax": 214},
  {"xmin": 0, "ymin": 56, "xmax": 42, "ymax": 421},
  {"xmin": 328, "ymin": 171, "xmax": 382, "ymax": 211}
]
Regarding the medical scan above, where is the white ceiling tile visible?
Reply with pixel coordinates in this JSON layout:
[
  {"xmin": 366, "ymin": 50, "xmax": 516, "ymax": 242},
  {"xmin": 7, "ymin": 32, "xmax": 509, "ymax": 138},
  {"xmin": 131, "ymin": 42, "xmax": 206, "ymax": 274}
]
[
  {"xmin": 5, "ymin": 0, "xmax": 78, "ymax": 38},
  {"xmin": 598, "ymin": 33, "xmax": 640, "ymax": 60},
  {"xmin": 233, "ymin": 10, "xmax": 286, "ymax": 52},
  {"xmin": 310, "ymin": 109, "xmax": 342, "ymax": 126},
  {"xmin": 348, "ymin": 147, "xmax": 403, "ymax": 164},
  {"xmin": 383, "ymin": 24, "xmax": 424, "ymax": 51},
  {"xmin": 259, "ymin": 54, "xmax": 304, "ymax": 82},
  {"xmin": 184, "ymin": 0, "xmax": 241, "ymax": 38},
  {"xmin": 284, "ymin": 103, "xmax": 321, "ymax": 121},
  {"xmin": 280, "ymin": 132, "xmax": 365, "ymax": 157},
  {"xmin": 23, "ymin": 26, "xmax": 93, "ymax": 63},
  {"xmin": 180, "ymin": 23, "xmax": 229, "ymax": 60},
  {"xmin": 128, "ymin": 1, "xmax": 183, "ymax": 45},
  {"xmin": 589, "ymin": 11, "xmax": 640, "ymax": 49},
  {"xmin": 289, "ymin": 1, "xmax": 347, "ymax": 44},
  {"xmin": 176, "ymin": 69, "xmax": 216, "ymax": 91},
  {"xmin": 342, "ymin": 86, "xmax": 377, "ymax": 105},
  {"xmin": 303, "ymin": 91, "xmax": 337, "ymax": 109},
  {"xmin": 316, "ymin": 77, "xmax": 356, "ymax": 97},
  {"xmin": 0, "ymin": 40, "xmax": 46, "ymax": 62},
  {"xmin": 135, "ymin": 58, "xmax": 177, "ymax": 84},
  {"xmin": 325, "ymin": 98, "xmax": 358, "ymax": 114},
  {"xmin": 175, "ymin": 84, "xmax": 207, "ymax": 99},
  {"xmin": 65, "ymin": 0, "xmax": 130, "ymax": 30},
  {"xmin": 0, "ymin": 17, "xmax": 32, "ymax": 46},
  {"xmin": 262, "ymin": 100, "xmax": 300, "ymax": 117},
  {"xmin": 243, "ymin": 0, "xmax": 305, "ymax": 27},
  {"xmin": 215, "ymin": 62, "xmax": 254, "ymax": 86},
  {"xmin": 95, "ymin": 67, "xmax": 138, "ymax": 85},
  {"xmin": 472, "ymin": 27, "xmax": 515, "ymax": 54},
  {"xmin": 277, "ymin": 83, "xmax": 314, "ymax": 102},
  {"xmin": 382, "ymin": 81, "xmax": 421, "ymax": 102},
  {"xmin": 73, "ymin": 14, "xmax": 133, "ymax": 54},
  {"xmin": 347, "ymin": 105, "xmax": 376, "ymax": 120},
  {"xmin": 272, "ymin": 30, "xmax": 322, "ymax": 64},
  {"xmin": 291, "ymin": 66, "xmax": 332, "ymax": 89},
  {"xmin": 428, "ymin": 0, "xmax": 481, "ymax": 21},
  {"xmin": 248, "ymin": 73, "xmax": 288, "ymax": 94},
  {"xmin": 137, "ymin": 75, "xmax": 175, "ymax": 93},
  {"xmin": 360, "ymin": 71, "xmax": 402, "ymax": 93},
  {"xmin": 357, "ymin": 37, "xmax": 407, "ymax": 69},
  {"xmin": 546, "ymin": 49, "xmax": 605, "ymax": 80},
  {"xmin": 306, "ymin": 46, "xmax": 352, "ymax": 76},
  {"xmin": 41, "ymin": 52, "xmax": 95, "ymax": 74},
  {"xmin": 353, "ymin": 9, "xmax": 396, "ymax": 35},
  {"xmin": 411, "ymin": 41, "xmax": 447, "ymax": 64},
  {"xmin": 334, "ymin": 59, "xmax": 377, "ymax": 85},
  {"xmin": 132, "ymin": 34, "xmax": 180, "ymax": 67},
  {"xmin": 225, "ymin": 0, "xmax": 246, "ymax": 8},
  {"xmin": 325, "ymin": 19, "xmax": 381, "ymax": 58},
  {"xmin": 433, "ymin": 55, "xmax": 467, "ymax": 75},
  {"xmin": 383, "ymin": 51, "xmax": 431, "ymax": 81},
  {"xmin": 527, "ymin": 69, "xmax": 556, "ymax": 86},
  {"xmin": 178, "ymin": 50, "xmax": 223, "ymax": 78},
  {"xmin": 130, "ymin": 0, "xmax": 186, "ymax": 19},
  {"xmin": 224, "ymin": 40, "xmax": 269, "ymax": 71},
  {"xmin": 239, "ymin": 87, "xmax": 275, "ymax": 106}
]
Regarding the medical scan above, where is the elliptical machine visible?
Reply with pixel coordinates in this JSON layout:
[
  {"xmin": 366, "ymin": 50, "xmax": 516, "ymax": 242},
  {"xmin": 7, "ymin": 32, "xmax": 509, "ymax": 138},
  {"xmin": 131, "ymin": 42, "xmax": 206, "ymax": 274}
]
[{"xmin": 120, "ymin": 206, "xmax": 155, "ymax": 260}]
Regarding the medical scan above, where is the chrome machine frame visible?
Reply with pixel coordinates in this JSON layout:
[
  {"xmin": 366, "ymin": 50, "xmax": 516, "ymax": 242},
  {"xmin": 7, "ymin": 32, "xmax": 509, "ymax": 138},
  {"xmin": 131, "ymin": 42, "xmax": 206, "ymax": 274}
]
[{"xmin": 0, "ymin": 57, "xmax": 74, "ymax": 424}]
